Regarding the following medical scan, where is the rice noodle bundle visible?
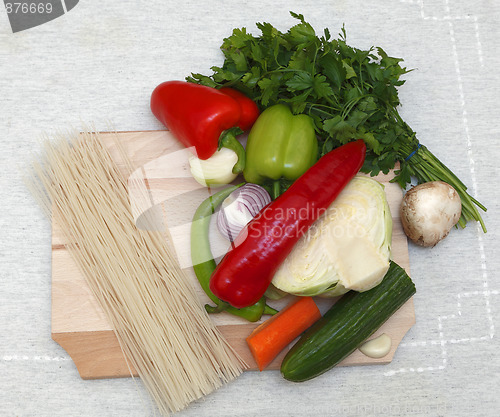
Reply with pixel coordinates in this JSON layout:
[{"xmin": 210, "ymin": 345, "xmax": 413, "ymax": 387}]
[{"xmin": 27, "ymin": 131, "xmax": 244, "ymax": 415}]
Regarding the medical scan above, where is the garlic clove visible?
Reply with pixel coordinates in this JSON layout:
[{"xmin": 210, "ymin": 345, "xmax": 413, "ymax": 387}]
[{"xmin": 359, "ymin": 333, "xmax": 392, "ymax": 358}]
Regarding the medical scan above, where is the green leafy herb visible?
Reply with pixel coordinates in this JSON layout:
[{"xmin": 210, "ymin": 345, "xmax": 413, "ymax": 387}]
[{"xmin": 187, "ymin": 12, "xmax": 486, "ymax": 231}]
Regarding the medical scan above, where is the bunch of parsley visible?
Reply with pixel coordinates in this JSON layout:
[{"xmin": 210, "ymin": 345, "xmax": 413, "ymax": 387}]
[{"xmin": 188, "ymin": 12, "xmax": 486, "ymax": 230}]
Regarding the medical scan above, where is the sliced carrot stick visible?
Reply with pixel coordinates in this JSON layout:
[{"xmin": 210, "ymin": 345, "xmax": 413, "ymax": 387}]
[{"xmin": 246, "ymin": 296, "xmax": 322, "ymax": 371}]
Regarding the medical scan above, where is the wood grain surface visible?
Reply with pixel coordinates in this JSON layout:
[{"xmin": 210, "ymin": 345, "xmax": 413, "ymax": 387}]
[{"xmin": 51, "ymin": 130, "xmax": 415, "ymax": 379}]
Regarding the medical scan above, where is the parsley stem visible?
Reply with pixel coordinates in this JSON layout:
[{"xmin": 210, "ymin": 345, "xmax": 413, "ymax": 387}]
[{"xmin": 397, "ymin": 142, "xmax": 486, "ymax": 232}]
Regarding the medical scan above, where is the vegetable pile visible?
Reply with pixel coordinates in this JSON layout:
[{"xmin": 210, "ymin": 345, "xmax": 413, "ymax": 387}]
[
  {"xmin": 188, "ymin": 12, "xmax": 486, "ymax": 231},
  {"xmin": 190, "ymin": 184, "xmax": 277, "ymax": 321},
  {"xmin": 281, "ymin": 261, "xmax": 415, "ymax": 382},
  {"xmin": 209, "ymin": 140, "xmax": 366, "ymax": 309},
  {"xmin": 148, "ymin": 11, "xmax": 489, "ymax": 384}
]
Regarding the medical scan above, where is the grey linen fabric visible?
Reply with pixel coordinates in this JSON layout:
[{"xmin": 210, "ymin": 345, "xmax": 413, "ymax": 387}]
[{"xmin": 1, "ymin": 1, "xmax": 499, "ymax": 416}]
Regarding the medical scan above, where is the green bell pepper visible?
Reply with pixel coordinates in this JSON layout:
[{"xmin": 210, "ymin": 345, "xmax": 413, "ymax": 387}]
[{"xmin": 243, "ymin": 104, "xmax": 318, "ymax": 198}]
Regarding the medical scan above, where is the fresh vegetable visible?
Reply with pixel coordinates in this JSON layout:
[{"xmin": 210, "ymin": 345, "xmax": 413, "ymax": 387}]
[
  {"xmin": 246, "ymin": 296, "xmax": 321, "ymax": 371},
  {"xmin": 187, "ymin": 12, "xmax": 486, "ymax": 231},
  {"xmin": 151, "ymin": 81, "xmax": 259, "ymax": 173},
  {"xmin": 217, "ymin": 183, "xmax": 271, "ymax": 241},
  {"xmin": 263, "ymin": 283, "xmax": 287, "ymax": 301},
  {"xmin": 189, "ymin": 147, "xmax": 239, "ymax": 187},
  {"xmin": 280, "ymin": 261, "xmax": 415, "ymax": 382},
  {"xmin": 243, "ymin": 104, "xmax": 318, "ymax": 199},
  {"xmin": 400, "ymin": 181, "xmax": 462, "ymax": 247},
  {"xmin": 272, "ymin": 175, "xmax": 392, "ymax": 297},
  {"xmin": 209, "ymin": 139, "xmax": 366, "ymax": 309},
  {"xmin": 191, "ymin": 184, "xmax": 277, "ymax": 322},
  {"xmin": 358, "ymin": 333, "xmax": 392, "ymax": 358}
]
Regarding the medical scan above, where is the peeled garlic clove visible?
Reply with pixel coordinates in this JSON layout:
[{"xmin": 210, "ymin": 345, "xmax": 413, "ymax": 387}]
[{"xmin": 359, "ymin": 333, "xmax": 392, "ymax": 358}]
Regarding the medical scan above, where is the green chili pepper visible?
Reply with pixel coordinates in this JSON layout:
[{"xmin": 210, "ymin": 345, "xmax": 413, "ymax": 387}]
[
  {"xmin": 190, "ymin": 184, "xmax": 278, "ymax": 322},
  {"xmin": 243, "ymin": 104, "xmax": 318, "ymax": 199}
]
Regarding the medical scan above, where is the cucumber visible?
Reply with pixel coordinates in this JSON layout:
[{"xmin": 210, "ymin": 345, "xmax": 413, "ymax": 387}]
[{"xmin": 280, "ymin": 261, "xmax": 416, "ymax": 382}]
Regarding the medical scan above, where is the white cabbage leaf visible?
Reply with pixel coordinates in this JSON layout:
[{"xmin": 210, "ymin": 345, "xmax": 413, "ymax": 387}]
[{"xmin": 271, "ymin": 175, "xmax": 392, "ymax": 297}]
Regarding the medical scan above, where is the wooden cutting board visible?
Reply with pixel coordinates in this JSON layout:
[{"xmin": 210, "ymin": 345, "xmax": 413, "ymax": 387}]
[{"xmin": 51, "ymin": 130, "xmax": 415, "ymax": 379}]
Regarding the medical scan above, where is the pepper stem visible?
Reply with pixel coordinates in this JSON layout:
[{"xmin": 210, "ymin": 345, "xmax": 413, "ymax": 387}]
[
  {"xmin": 272, "ymin": 180, "xmax": 281, "ymax": 200},
  {"xmin": 264, "ymin": 304, "xmax": 279, "ymax": 315},
  {"xmin": 219, "ymin": 127, "xmax": 246, "ymax": 174},
  {"xmin": 205, "ymin": 301, "xmax": 230, "ymax": 314}
]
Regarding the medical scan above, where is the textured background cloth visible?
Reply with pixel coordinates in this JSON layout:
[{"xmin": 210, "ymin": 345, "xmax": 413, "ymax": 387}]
[{"xmin": 1, "ymin": 1, "xmax": 499, "ymax": 416}]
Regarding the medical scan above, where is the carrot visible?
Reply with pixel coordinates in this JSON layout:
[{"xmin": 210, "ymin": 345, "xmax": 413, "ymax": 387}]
[{"xmin": 246, "ymin": 296, "xmax": 322, "ymax": 371}]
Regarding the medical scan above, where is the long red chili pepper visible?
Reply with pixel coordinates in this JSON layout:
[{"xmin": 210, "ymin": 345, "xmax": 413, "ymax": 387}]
[
  {"xmin": 150, "ymin": 81, "xmax": 259, "ymax": 172},
  {"xmin": 209, "ymin": 139, "xmax": 367, "ymax": 308}
]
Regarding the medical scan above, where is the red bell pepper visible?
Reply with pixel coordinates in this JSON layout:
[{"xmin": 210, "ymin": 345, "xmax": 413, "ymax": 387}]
[
  {"xmin": 209, "ymin": 140, "xmax": 367, "ymax": 308},
  {"xmin": 150, "ymin": 81, "xmax": 259, "ymax": 173}
]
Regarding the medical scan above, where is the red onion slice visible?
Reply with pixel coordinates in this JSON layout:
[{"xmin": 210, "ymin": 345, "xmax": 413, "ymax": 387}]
[{"xmin": 217, "ymin": 184, "xmax": 271, "ymax": 241}]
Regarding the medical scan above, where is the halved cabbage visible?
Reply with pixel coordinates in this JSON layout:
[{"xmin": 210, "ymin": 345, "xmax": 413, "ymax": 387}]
[{"xmin": 271, "ymin": 175, "xmax": 392, "ymax": 297}]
